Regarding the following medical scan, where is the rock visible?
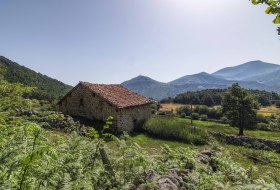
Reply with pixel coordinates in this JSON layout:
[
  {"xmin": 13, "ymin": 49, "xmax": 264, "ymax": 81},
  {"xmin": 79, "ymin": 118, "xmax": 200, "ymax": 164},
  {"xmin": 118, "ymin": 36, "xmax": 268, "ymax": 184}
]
[
  {"xmin": 211, "ymin": 132, "xmax": 280, "ymax": 152},
  {"xmin": 167, "ymin": 170, "xmax": 183, "ymax": 186},
  {"xmin": 158, "ymin": 178, "xmax": 178, "ymax": 190},
  {"xmin": 185, "ymin": 161, "xmax": 195, "ymax": 170},
  {"xmin": 201, "ymin": 150, "xmax": 215, "ymax": 157},
  {"xmin": 197, "ymin": 154, "xmax": 210, "ymax": 164},
  {"xmin": 176, "ymin": 169, "xmax": 191, "ymax": 177},
  {"xmin": 146, "ymin": 169, "xmax": 159, "ymax": 182}
]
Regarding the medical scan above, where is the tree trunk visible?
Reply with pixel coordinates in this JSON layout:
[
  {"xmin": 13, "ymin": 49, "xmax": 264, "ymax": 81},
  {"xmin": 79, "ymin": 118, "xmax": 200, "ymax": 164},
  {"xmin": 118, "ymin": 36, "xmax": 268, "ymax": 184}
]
[
  {"xmin": 99, "ymin": 145, "xmax": 115, "ymax": 177},
  {"xmin": 238, "ymin": 125, "xmax": 244, "ymax": 136}
]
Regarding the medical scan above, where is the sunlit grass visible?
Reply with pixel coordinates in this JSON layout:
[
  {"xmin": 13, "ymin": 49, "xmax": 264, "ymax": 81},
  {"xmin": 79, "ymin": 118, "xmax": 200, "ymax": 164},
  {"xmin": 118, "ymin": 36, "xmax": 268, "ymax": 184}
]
[
  {"xmin": 257, "ymin": 106, "xmax": 280, "ymax": 116},
  {"xmin": 143, "ymin": 116, "xmax": 209, "ymax": 145}
]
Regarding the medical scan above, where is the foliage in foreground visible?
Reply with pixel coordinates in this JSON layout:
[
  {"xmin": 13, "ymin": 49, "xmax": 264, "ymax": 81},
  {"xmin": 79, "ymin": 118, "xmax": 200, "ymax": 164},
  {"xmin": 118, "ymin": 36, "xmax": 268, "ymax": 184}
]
[
  {"xmin": 251, "ymin": 0, "xmax": 280, "ymax": 35},
  {"xmin": 0, "ymin": 74, "xmax": 280, "ymax": 189},
  {"xmin": 1, "ymin": 115, "xmax": 279, "ymax": 189}
]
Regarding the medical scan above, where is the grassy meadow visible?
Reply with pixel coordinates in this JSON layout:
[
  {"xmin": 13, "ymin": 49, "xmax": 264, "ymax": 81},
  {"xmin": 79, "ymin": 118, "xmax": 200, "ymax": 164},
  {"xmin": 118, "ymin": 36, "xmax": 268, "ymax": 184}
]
[
  {"xmin": 143, "ymin": 116, "xmax": 209, "ymax": 145},
  {"xmin": 145, "ymin": 115, "xmax": 280, "ymax": 141}
]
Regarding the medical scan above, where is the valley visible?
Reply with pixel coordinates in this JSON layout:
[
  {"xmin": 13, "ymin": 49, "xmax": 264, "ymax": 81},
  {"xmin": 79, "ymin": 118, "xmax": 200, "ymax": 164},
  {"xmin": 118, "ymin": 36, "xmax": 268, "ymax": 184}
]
[{"xmin": 1, "ymin": 56, "xmax": 280, "ymax": 189}]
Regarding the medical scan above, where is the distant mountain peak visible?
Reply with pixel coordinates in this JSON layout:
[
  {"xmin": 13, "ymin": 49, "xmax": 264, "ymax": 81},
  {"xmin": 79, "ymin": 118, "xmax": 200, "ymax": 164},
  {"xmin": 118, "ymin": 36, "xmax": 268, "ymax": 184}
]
[
  {"xmin": 213, "ymin": 60, "xmax": 280, "ymax": 81},
  {"xmin": 122, "ymin": 60, "xmax": 280, "ymax": 101},
  {"xmin": 198, "ymin": 72, "xmax": 209, "ymax": 75},
  {"xmin": 127, "ymin": 75, "xmax": 158, "ymax": 82}
]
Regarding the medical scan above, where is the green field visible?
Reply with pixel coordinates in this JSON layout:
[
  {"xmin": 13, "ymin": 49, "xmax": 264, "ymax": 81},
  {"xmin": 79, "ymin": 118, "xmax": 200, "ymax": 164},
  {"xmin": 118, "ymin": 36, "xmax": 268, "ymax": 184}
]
[{"xmin": 148, "ymin": 115, "xmax": 280, "ymax": 141}]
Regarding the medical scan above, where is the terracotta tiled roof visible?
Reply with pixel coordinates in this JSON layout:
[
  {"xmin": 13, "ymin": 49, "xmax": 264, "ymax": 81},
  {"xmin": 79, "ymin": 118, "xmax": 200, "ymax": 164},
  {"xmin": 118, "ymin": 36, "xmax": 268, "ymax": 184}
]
[{"xmin": 79, "ymin": 82, "xmax": 155, "ymax": 109}]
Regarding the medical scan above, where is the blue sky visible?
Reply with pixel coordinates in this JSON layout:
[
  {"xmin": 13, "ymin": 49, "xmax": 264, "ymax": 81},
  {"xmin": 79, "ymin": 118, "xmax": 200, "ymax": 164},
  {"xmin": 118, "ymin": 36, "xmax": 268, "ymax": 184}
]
[{"xmin": 0, "ymin": 0, "xmax": 279, "ymax": 85}]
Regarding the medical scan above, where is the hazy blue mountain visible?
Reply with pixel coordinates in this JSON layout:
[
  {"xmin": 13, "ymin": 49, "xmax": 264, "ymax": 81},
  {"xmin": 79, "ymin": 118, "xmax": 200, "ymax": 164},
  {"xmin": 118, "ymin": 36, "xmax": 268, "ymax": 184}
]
[
  {"xmin": 213, "ymin": 60, "xmax": 280, "ymax": 81},
  {"xmin": 246, "ymin": 69, "xmax": 280, "ymax": 87},
  {"xmin": 122, "ymin": 74, "xmax": 278, "ymax": 101},
  {"xmin": 169, "ymin": 72, "xmax": 227, "ymax": 85},
  {"xmin": 121, "ymin": 75, "xmax": 178, "ymax": 100}
]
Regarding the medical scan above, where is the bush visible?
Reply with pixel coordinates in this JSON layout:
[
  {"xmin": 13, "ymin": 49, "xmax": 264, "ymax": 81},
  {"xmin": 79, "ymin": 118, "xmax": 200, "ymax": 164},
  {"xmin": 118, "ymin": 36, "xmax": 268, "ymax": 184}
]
[
  {"xmin": 197, "ymin": 105, "xmax": 210, "ymax": 115},
  {"xmin": 177, "ymin": 106, "xmax": 191, "ymax": 116},
  {"xmin": 220, "ymin": 116, "xmax": 228, "ymax": 123},
  {"xmin": 256, "ymin": 114, "xmax": 269, "ymax": 124},
  {"xmin": 143, "ymin": 116, "xmax": 209, "ymax": 145},
  {"xmin": 257, "ymin": 122, "xmax": 271, "ymax": 131},
  {"xmin": 191, "ymin": 113, "xmax": 200, "ymax": 120},
  {"xmin": 208, "ymin": 108, "xmax": 217, "ymax": 119},
  {"xmin": 180, "ymin": 112, "xmax": 186, "ymax": 118},
  {"xmin": 276, "ymin": 101, "xmax": 280, "ymax": 108},
  {"xmin": 200, "ymin": 114, "xmax": 208, "ymax": 121},
  {"xmin": 269, "ymin": 114, "xmax": 280, "ymax": 131},
  {"xmin": 215, "ymin": 107, "xmax": 223, "ymax": 119}
]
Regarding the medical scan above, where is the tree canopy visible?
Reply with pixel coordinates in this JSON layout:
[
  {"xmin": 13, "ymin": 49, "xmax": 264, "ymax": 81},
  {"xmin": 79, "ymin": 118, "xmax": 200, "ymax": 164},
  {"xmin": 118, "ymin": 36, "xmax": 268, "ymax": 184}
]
[
  {"xmin": 251, "ymin": 0, "xmax": 280, "ymax": 35},
  {"xmin": 222, "ymin": 83, "xmax": 258, "ymax": 136},
  {"xmin": 161, "ymin": 89, "xmax": 280, "ymax": 107}
]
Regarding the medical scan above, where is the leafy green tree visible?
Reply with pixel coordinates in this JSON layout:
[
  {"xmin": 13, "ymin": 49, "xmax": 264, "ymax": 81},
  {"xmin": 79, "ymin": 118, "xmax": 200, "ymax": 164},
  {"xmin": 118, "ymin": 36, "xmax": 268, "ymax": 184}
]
[
  {"xmin": 202, "ymin": 95, "xmax": 214, "ymax": 107},
  {"xmin": 269, "ymin": 113, "xmax": 280, "ymax": 131},
  {"xmin": 0, "ymin": 64, "xmax": 5, "ymax": 81},
  {"xmin": 251, "ymin": 0, "xmax": 280, "ymax": 35},
  {"xmin": 222, "ymin": 83, "xmax": 258, "ymax": 135}
]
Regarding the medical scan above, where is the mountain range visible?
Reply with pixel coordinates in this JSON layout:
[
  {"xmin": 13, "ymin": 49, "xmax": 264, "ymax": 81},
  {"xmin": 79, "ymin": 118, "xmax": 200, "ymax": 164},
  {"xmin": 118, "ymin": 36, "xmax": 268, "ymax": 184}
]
[
  {"xmin": 122, "ymin": 60, "xmax": 280, "ymax": 100},
  {"xmin": 1, "ymin": 56, "xmax": 279, "ymax": 102}
]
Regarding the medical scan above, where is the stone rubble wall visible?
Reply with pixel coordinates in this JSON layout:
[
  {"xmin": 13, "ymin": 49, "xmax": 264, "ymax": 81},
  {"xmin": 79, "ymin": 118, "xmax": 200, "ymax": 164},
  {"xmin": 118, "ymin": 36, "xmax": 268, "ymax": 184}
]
[
  {"xmin": 211, "ymin": 132, "xmax": 280, "ymax": 153},
  {"xmin": 117, "ymin": 105, "xmax": 152, "ymax": 132}
]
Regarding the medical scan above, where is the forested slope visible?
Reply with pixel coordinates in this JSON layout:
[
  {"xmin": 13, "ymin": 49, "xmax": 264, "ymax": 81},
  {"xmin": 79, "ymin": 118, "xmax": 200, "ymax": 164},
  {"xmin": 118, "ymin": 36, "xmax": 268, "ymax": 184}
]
[{"xmin": 0, "ymin": 56, "xmax": 72, "ymax": 101}]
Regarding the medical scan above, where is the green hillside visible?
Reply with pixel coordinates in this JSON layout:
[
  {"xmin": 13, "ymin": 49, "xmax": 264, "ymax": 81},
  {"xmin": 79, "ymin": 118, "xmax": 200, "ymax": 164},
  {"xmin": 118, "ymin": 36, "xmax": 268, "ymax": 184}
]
[{"xmin": 0, "ymin": 56, "xmax": 72, "ymax": 101}]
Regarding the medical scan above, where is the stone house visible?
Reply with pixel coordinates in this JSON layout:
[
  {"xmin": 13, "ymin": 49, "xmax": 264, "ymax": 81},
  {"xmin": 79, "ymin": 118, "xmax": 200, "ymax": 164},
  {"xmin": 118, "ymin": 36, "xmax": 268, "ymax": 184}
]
[{"xmin": 57, "ymin": 82, "xmax": 155, "ymax": 133}]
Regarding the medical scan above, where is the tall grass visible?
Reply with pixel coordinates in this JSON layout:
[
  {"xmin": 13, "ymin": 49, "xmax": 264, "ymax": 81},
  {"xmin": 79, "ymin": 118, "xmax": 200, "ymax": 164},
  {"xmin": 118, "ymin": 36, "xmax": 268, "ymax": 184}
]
[{"xmin": 143, "ymin": 116, "xmax": 209, "ymax": 145}]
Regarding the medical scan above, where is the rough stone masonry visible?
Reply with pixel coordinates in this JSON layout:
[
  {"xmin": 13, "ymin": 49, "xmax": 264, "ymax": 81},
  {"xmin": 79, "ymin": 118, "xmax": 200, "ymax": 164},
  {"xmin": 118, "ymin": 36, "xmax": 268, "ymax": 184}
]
[{"xmin": 57, "ymin": 82, "xmax": 155, "ymax": 133}]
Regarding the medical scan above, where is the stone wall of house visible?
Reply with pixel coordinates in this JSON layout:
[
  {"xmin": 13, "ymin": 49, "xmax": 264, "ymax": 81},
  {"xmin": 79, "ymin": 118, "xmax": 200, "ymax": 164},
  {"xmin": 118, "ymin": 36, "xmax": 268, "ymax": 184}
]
[
  {"xmin": 58, "ymin": 85, "xmax": 152, "ymax": 133},
  {"xmin": 117, "ymin": 104, "xmax": 152, "ymax": 132},
  {"xmin": 58, "ymin": 85, "xmax": 119, "ymax": 125}
]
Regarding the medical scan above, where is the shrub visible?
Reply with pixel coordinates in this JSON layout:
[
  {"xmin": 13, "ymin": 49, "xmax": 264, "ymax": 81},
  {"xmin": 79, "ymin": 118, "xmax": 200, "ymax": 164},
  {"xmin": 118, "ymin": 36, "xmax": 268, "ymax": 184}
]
[
  {"xmin": 180, "ymin": 112, "xmax": 186, "ymax": 118},
  {"xmin": 215, "ymin": 107, "xmax": 223, "ymax": 119},
  {"xmin": 197, "ymin": 105, "xmax": 210, "ymax": 115},
  {"xmin": 191, "ymin": 113, "xmax": 200, "ymax": 120},
  {"xmin": 200, "ymin": 114, "xmax": 208, "ymax": 121},
  {"xmin": 257, "ymin": 122, "xmax": 271, "ymax": 131},
  {"xmin": 269, "ymin": 114, "xmax": 280, "ymax": 131},
  {"xmin": 208, "ymin": 108, "xmax": 217, "ymax": 119},
  {"xmin": 177, "ymin": 105, "xmax": 191, "ymax": 116},
  {"xmin": 220, "ymin": 116, "xmax": 228, "ymax": 123},
  {"xmin": 276, "ymin": 101, "xmax": 280, "ymax": 108},
  {"xmin": 256, "ymin": 114, "xmax": 269, "ymax": 124},
  {"xmin": 143, "ymin": 116, "xmax": 209, "ymax": 145},
  {"xmin": 158, "ymin": 111, "xmax": 166, "ymax": 115}
]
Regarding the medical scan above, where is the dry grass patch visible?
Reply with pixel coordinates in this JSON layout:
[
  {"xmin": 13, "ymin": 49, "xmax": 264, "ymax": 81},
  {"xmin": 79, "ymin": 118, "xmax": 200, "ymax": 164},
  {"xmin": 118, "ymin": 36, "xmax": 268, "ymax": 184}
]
[
  {"xmin": 258, "ymin": 106, "xmax": 280, "ymax": 116},
  {"xmin": 161, "ymin": 103, "xmax": 185, "ymax": 113}
]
